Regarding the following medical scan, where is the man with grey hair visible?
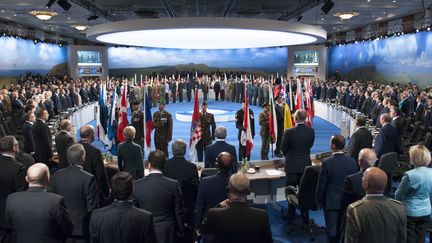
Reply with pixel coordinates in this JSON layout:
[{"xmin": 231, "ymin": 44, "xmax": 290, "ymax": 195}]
[
  {"xmin": 200, "ymin": 173, "xmax": 272, "ymax": 243},
  {"xmin": 205, "ymin": 126, "xmax": 237, "ymax": 169},
  {"xmin": 6, "ymin": 163, "xmax": 73, "ymax": 243},
  {"xmin": 79, "ymin": 125, "xmax": 110, "ymax": 205},
  {"xmin": 55, "ymin": 119, "xmax": 75, "ymax": 169},
  {"xmin": 374, "ymin": 113, "xmax": 399, "ymax": 158},
  {"xmin": 164, "ymin": 139, "xmax": 199, "ymax": 241},
  {"xmin": 50, "ymin": 144, "xmax": 99, "ymax": 242},
  {"xmin": 117, "ymin": 126, "xmax": 144, "ymax": 179}
]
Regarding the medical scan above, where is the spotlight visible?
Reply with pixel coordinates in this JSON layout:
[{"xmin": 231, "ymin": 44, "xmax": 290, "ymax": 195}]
[
  {"xmin": 46, "ymin": 0, "xmax": 56, "ymax": 9},
  {"xmin": 321, "ymin": 0, "xmax": 334, "ymax": 14},
  {"xmin": 87, "ymin": 15, "xmax": 99, "ymax": 21},
  {"xmin": 57, "ymin": 0, "xmax": 71, "ymax": 11},
  {"xmin": 416, "ymin": 29, "xmax": 419, "ymax": 32},
  {"xmin": 297, "ymin": 15, "xmax": 303, "ymax": 22},
  {"xmin": 427, "ymin": 27, "xmax": 431, "ymax": 31}
]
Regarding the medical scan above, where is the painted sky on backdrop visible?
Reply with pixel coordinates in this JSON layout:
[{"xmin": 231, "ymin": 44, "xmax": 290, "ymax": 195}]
[{"xmin": 108, "ymin": 46, "xmax": 288, "ymax": 71}]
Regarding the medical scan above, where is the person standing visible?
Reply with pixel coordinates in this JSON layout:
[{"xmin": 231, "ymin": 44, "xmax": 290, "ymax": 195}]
[
  {"xmin": 55, "ymin": 119, "xmax": 75, "ymax": 169},
  {"xmin": 345, "ymin": 167, "xmax": 406, "ymax": 243},
  {"xmin": 316, "ymin": 135, "xmax": 358, "ymax": 243},
  {"xmin": 281, "ymin": 109, "xmax": 315, "ymax": 223},
  {"xmin": 213, "ymin": 80, "xmax": 221, "ymax": 101},
  {"xmin": 50, "ymin": 144, "xmax": 99, "ymax": 243},
  {"xmin": 172, "ymin": 79, "xmax": 177, "ymax": 103},
  {"xmin": 374, "ymin": 113, "xmax": 399, "ymax": 158},
  {"xmin": 186, "ymin": 79, "xmax": 192, "ymax": 102},
  {"xmin": 274, "ymin": 95, "xmax": 285, "ymax": 157},
  {"xmin": 346, "ymin": 116, "xmax": 373, "ymax": 162},
  {"xmin": 22, "ymin": 112, "xmax": 35, "ymax": 154},
  {"xmin": 204, "ymin": 126, "xmax": 237, "ymax": 170},
  {"xmin": 197, "ymin": 102, "xmax": 216, "ymax": 162},
  {"xmin": 202, "ymin": 80, "xmax": 209, "ymax": 102},
  {"xmin": 6, "ymin": 163, "xmax": 73, "ymax": 243},
  {"xmin": 395, "ymin": 145, "xmax": 432, "ymax": 243},
  {"xmin": 32, "ymin": 109, "xmax": 53, "ymax": 168},
  {"xmin": 117, "ymin": 126, "xmax": 144, "ymax": 179},
  {"xmin": 131, "ymin": 101, "xmax": 144, "ymax": 151},
  {"xmin": 259, "ymin": 102, "xmax": 270, "ymax": 160},
  {"xmin": 178, "ymin": 79, "xmax": 184, "ymax": 102},
  {"xmin": 164, "ymin": 81, "xmax": 170, "ymax": 104},
  {"xmin": 153, "ymin": 100, "xmax": 173, "ymax": 157},
  {"xmin": 235, "ymin": 100, "xmax": 255, "ymax": 161}
]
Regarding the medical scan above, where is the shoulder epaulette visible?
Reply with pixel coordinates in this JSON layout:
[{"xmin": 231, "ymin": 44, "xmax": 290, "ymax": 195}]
[
  {"xmin": 348, "ymin": 200, "xmax": 363, "ymax": 209},
  {"xmin": 389, "ymin": 198, "xmax": 403, "ymax": 205}
]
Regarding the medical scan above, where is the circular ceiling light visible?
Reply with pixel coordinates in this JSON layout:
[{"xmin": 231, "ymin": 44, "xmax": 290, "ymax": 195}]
[
  {"xmin": 87, "ymin": 17, "xmax": 327, "ymax": 49},
  {"xmin": 72, "ymin": 25, "xmax": 88, "ymax": 31},
  {"xmin": 29, "ymin": 10, "xmax": 58, "ymax": 21},
  {"xmin": 334, "ymin": 12, "xmax": 359, "ymax": 20}
]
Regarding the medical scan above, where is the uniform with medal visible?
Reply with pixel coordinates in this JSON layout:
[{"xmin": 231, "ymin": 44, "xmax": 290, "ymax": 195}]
[
  {"xmin": 131, "ymin": 101, "xmax": 144, "ymax": 151},
  {"xmin": 196, "ymin": 102, "xmax": 216, "ymax": 162},
  {"xmin": 153, "ymin": 101, "xmax": 173, "ymax": 157}
]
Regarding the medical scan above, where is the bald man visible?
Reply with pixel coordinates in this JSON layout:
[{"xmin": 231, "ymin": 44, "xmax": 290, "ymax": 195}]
[
  {"xmin": 344, "ymin": 167, "xmax": 406, "ymax": 243},
  {"xmin": 5, "ymin": 163, "xmax": 73, "ymax": 243}
]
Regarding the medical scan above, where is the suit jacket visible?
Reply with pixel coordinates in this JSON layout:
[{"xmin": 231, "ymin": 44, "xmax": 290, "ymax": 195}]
[
  {"xmin": 360, "ymin": 97, "xmax": 372, "ymax": 115},
  {"xmin": 11, "ymin": 98, "xmax": 24, "ymax": 114},
  {"xmin": 199, "ymin": 202, "xmax": 273, "ymax": 243},
  {"xmin": 22, "ymin": 121, "xmax": 34, "ymax": 154},
  {"xmin": 6, "ymin": 187, "xmax": 73, "ymax": 243},
  {"xmin": 164, "ymin": 156, "xmax": 199, "ymax": 209},
  {"xmin": 281, "ymin": 124, "xmax": 315, "ymax": 174},
  {"xmin": 15, "ymin": 151, "xmax": 35, "ymax": 171},
  {"xmin": 80, "ymin": 142, "xmax": 110, "ymax": 203},
  {"xmin": 204, "ymin": 140, "xmax": 237, "ymax": 171},
  {"xmin": 376, "ymin": 106, "xmax": 390, "ymax": 128},
  {"xmin": 195, "ymin": 171, "xmax": 230, "ymax": 228},
  {"xmin": 51, "ymin": 94, "xmax": 62, "ymax": 114},
  {"xmin": 134, "ymin": 173, "xmax": 185, "ymax": 243},
  {"xmin": 346, "ymin": 127, "xmax": 373, "ymax": 161},
  {"xmin": 0, "ymin": 155, "xmax": 26, "ymax": 229},
  {"xmin": 316, "ymin": 153, "xmax": 358, "ymax": 210},
  {"xmin": 50, "ymin": 165, "xmax": 99, "ymax": 237},
  {"xmin": 32, "ymin": 119, "xmax": 53, "ymax": 164},
  {"xmin": 117, "ymin": 140, "xmax": 144, "ymax": 179},
  {"xmin": 391, "ymin": 116, "xmax": 404, "ymax": 138},
  {"xmin": 55, "ymin": 131, "xmax": 74, "ymax": 169},
  {"xmin": 44, "ymin": 99, "xmax": 54, "ymax": 119},
  {"xmin": 340, "ymin": 171, "xmax": 365, "ymax": 212},
  {"xmin": 89, "ymin": 201, "xmax": 156, "ymax": 243},
  {"xmin": 374, "ymin": 123, "xmax": 399, "ymax": 158}
]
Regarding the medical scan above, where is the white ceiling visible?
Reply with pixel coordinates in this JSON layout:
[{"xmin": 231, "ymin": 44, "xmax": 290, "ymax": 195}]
[{"xmin": 0, "ymin": 0, "xmax": 431, "ymax": 41}]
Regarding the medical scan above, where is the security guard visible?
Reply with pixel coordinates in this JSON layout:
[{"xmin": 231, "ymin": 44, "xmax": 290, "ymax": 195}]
[
  {"xmin": 153, "ymin": 100, "xmax": 173, "ymax": 157},
  {"xmin": 131, "ymin": 101, "xmax": 144, "ymax": 151},
  {"xmin": 259, "ymin": 102, "xmax": 270, "ymax": 160},
  {"xmin": 235, "ymin": 99, "xmax": 255, "ymax": 161},
  {"xmin": 197, "ymin": 101, "xmax": 216, "ymax": 162}
]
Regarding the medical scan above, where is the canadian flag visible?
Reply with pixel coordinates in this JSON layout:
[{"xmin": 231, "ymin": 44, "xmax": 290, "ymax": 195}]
[
  {"xmin": 117, "ymin": 83, "xmax": 129, "ymax": 143},
  {"xmin": 240, "ymin": 87, "xmax": 254, "ymax": 157}
]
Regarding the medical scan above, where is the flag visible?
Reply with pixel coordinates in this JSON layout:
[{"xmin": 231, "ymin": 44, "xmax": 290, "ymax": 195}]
[
  {"xmin": 283, "ymin": 103, "xmax": 293, "ymax": 130},
  {"xmin": 117, "ymin": 83, "xmax": 129, "ymax": 143},
  {"xmin": 288, "ymin": 78, "xmax": 293, "ymax": 110},
  {"xmin": 143, "ymin": 88, "xmax": 154, "ymax": 154},
  {"xmin": 107, "ymin": 89, "xmax": 117, "ymax": 141},
  {"xmin": 97, "ymin": 83, "xmax": 111, "ymax": 147},
  {"xmin": 240, "ymin": 87, "xmax": 254, "ymax": 157},
  {"xmin": 269, "ymin": 85, "xmax": 278, "ymax": 145},
  {"xmin": 189, "ymin": 90, "xmax": 202, "ymax": 162},
  {"xmin": 295, "ymin": 78, "xmax": 304, "ymax": 110}
]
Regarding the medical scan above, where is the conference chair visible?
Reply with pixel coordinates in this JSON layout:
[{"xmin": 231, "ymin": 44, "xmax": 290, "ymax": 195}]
[
  {"xmin": 420, "ymin": 132, "xmax": 432, "ymax": 149},
  {"xmin": 377, "ymin": 152, "xmax": 399, "ymax": 194},
  {"xmin": 285, "ymin": 165, "xmax": 323, "ymax": 241},
  {"xmin": 200, "ymin": 168, "xmax": 218, "ymax": 179}
]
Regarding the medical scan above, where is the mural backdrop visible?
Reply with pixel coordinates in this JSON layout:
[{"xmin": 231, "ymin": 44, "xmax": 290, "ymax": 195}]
[
  {"xmin": 0, "ymin": 37, "xmax": 67, "ymax": 78},
  {"xmin": 329, "ymin": 31, "xmax": 432, "ymax": 86},
  {"xmin": 108, "ymin": 47, "xmax": 288, "ymax": 77}
]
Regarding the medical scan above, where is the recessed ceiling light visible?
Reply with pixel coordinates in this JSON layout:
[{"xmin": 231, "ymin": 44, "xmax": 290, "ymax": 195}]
[
  {"xmin": 334, "ymin": 12, "xmax": 360, "ymax": 20},
  {"xmin": 13, "ymin": 14, "xmax": 17, "ymax": 17},
  {"xmin": 72, "ymin": 25, "xmax": 88, "ymax": 31},
  {"xmin": 367, "ymin": 0, "xmax": 371, "ymax": 2},
  {"xmin": 321, "ymin": 18, "xmax": 325, "ymax": 21},
  {"xmin": 0, "ymin": 10, "xmax": 4, "ymax": 13},
  {"xmin": 67, "ymin": 17, "xmax": 71, "ymax": 20},
  {"xmin": 29, "ymin": 10, "xmax": 57, "ymax": 20},
  {"xmin": 392, "ymin": 0, "xmax": 396, "ymax": 2}
]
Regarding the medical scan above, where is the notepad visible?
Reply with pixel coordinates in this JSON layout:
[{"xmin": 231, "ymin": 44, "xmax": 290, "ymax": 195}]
[{"xmin": 265, "ymin": 169, "xmax": 283, "ymax": 176}]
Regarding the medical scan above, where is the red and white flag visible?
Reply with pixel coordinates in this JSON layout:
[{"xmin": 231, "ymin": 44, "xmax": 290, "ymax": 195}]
[
  {"xmin": 189, "ymin": 90, "xmax": 202, "ymax": 162},
  {"xmin": 117, "ymin": 83, "xmax": 129, "ymax": 143},
  {"xmin": 240, "ymin": 87, "xmax": 254, "ymax": 157},
  {"xmin": 269, "ymin": 85, "xmax": 278, "ymax": 145}
]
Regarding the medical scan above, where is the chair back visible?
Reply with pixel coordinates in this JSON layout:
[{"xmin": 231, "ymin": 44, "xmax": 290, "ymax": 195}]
[
  {"xmin": 200, "ymin": 168, "xmax": 218, "ymax": 179},
  {"xmin": 297, "ymin": 165, "xmax": 321, "ymax": 211},
  {"xmin": 421, "ymin": 132, "xmax": 432, "ymax": 148},
  {"xmin": 378, "ymin": 152, "xmax": 398, "ymax": 191}
]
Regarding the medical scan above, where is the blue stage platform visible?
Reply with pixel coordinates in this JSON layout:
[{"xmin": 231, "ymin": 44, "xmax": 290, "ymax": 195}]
[{"xmin": 86, "ymin": 99, "xmax": 340, "ymax": 160}]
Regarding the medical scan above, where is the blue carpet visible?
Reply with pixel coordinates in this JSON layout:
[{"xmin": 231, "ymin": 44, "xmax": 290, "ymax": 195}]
[{"xmin": 85, "ymin": 99, "xmax": 340, "ymax": 160}]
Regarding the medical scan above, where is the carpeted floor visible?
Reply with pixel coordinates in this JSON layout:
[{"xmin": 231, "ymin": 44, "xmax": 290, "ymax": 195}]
[{"xmin": 86, "ymin": 99, "xmax": 340, "ymax": 160}]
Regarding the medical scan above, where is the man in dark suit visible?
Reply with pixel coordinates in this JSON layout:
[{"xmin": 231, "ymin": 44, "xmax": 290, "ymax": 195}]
[
  {"xmin": 196, "ymin": 152, "xmax": 235, "ymax": 242},
  {"xmin": 134, "ymin": 150, "xmax": 185, "ymax": 243},
  {"xmin": 316, "ymin": 135, "xmax": 358, "ymax": 243},
  {"xmin": 235, "ymin": 100, "xmax": 255, "ymax": 161},
  {"xmin": 376, "ymin": 97, "xmax": 391, "ymax": 128},
  {"xmin": 204, "ymin": 126, "xmax": 237, "ymax": 171},
  {"xmin": 344, "ymin": 167, "xmax": 406, "ymax": 243},
  {"xmin": 199, "ymin": 173, "xmax": 272, "ymax": 243},
  {"xmin": 390, "ymin": 107, "xmax": 404, "ymax": 138},
  {"xmin": 360, "ymin": 91, "xmax": 372, "ymax": 115},
  {"xmin": 164, "ymin": 139, "xmax": 199, "ymax": 243},
  {"xmin": 55, "ymin": 119, "xmax": 75, "ymax": 169},
  {"xmin": 346, "ymin": 116, "xmax": 373, "ymax": 162},
  {"xmin": 374, "ymin": 113, "xmax": 400, "ymax": 158},
  {"xmin": 6, "ymin": 163, "xmax": 73, "ymax": 243},
  {"xmin": 22, "ymin": 112, "xmax": 35, "ymax": 154},
  {"xmin": 32, "ymin": 109, "xmax": 53, "ymax": 167},
  {"xmin": 281, "ymin": 109, "xmax": 315, "ymax": 222},
  {"xmin": 52, "ymin": 88, "xmax": 62, "ymax": 115},
  {"xmin": 79, "ymin": 125, "xmax": 110, "ymax": 205},
  {"xmin": 50, "ymin": 144, "xmax": 99, "ymax": 242},
  {"xmin": 89, "ymin": 172, "xmax": 156, "ymax": 243},
  {"xmin": 44, "ymin": 91, "xmax": 55, "ymax": 120},
  {"xmin": 0, "ymin": 136, "xmax": 26, "ymax": 242},
  {"xmin": 274, "ymin": 95, "xmax": 285, "ymax": 157}
]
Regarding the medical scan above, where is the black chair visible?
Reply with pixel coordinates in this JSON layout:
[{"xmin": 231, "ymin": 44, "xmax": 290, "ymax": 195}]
[
  {"xmin": 377, "ymin": 152, "xmax": 399, "ymax": 193},
  {"xmin": 420, "ymin": 132, "xmax": 432, "ymax": 149},
  {"xmin": 200, "ymin": 168, "xmax": 218, "ymax": 179},
  {"xmin": 285, "ymin": 165, "xmax": 324, "ymax": 241}
]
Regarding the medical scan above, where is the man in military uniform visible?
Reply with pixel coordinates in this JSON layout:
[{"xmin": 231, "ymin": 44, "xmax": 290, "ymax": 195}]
[
  {"xmin": 178, "ymin": 79, "xmax": 184, "ymax": 102},
  {"xmin": 196, "ymin": 101, "xmax": 216, "ymax": 162},
  {"xmin": 213, "ymin": 80, "xmax": 221, "ymax": 101},
  {"xmin": 131, "ymin": 101, "xmax": 144, "ymax": 151},
  {"xmin": 345, "ymin": 167, "xmax": 406, "ymax": 243},
  {"xmin": 186, "ymin": 79, "xmax": 192, "ymax": 102},
  {"xmin": 235, "ymin": 99, "xmax": 255, "ymax": 161},
  {"xmin": 171, "ymin": 79, "xmax": 177, "ymax": 103},
  {"xmin": 201, "ymin": 80, "xmax": 209, "ymax": 102},
  {"xmin": 259, "ymin": 102, "xmax": 270, "ymax": 160},
  {"xmin": 153, "ymin": 100, "xmax": 173, "ymax": 157}
]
